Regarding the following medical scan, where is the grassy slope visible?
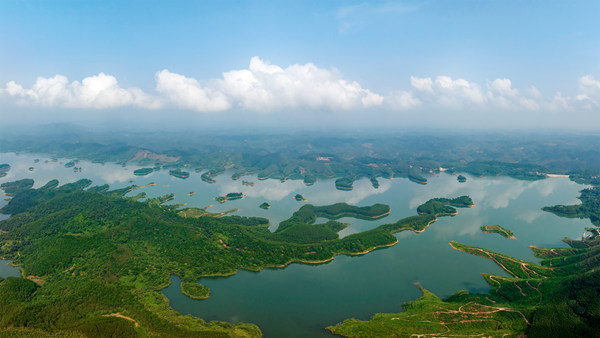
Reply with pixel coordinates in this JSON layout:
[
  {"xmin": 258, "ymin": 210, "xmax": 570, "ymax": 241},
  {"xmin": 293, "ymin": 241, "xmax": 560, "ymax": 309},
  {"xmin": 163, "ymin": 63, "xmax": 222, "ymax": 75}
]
[{"xmin": 329, "ymin": 188, "xmax": 600, "ymax": 337}]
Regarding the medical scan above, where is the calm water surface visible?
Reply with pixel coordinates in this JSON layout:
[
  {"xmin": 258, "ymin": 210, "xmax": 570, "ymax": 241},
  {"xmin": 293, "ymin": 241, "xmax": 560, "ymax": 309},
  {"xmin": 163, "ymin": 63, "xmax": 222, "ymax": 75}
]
[{"xmin": 0, "ymin": 152, "xmax": 593, "ymax": 337}]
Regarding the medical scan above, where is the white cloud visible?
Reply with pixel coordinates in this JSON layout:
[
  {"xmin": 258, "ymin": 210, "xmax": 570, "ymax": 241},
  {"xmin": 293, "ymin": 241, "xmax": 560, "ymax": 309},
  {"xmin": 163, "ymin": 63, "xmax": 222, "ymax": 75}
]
[
  {"xmin": 2, "ymin": 59, "xmax": 599, "ymax": 117},
  {"xmin": 387, "ymin": 90, "xmax": 421, "ymax": 109},
  {"xmin": 575, "ymin": 75, "xmax": 600, "ymax": 107},
  {"xmin": 4, "ymin": 73, "xmax": 159, "ymax": 109},
  {"xmin": 155, "ymin": 70, "xmax": 230, "ymax": 112},
  {"xmin": 491, "ymin": 78, "xmax": 518, "ymax": 97},
  {"xmin": 433, "ymin": 76, "xmax": 487, "ymax": 106},
  {"xmin": 410, "ymin": 76, "xmax": 433, "ymax": 92},
  {"xmin": 219, "ymin": 57, "xmax": 383, "ymax": 111}
]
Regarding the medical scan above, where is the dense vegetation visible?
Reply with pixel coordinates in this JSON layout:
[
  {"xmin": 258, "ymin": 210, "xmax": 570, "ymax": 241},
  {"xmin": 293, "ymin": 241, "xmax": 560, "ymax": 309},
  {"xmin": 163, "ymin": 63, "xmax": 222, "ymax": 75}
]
[
  {"xmin": 259, "ymin": 202, "xmax": 270, "ymax": 209},
  {"xmin": 416, "ymin": 196, "xmax": 474, "ymax": 215},
  {"xmin": 329, "ymin": 195, "xmax": 600, "ymax": 337},
  {"xmin": 0, "ymin": 164, "xmax": 9, "ymax": 178},
  {"xmin": 481, "ymin": 224, "xmax": 516, "ymax": 239},
  {"xmin": 0, "ymin": 179, "xmax": 472, "ymax": 336},
  {"xmin": 543, "ymin": 187, "xmax": 600, "ymax": 226},
  {"xmin": 335, "ymin": 176, "xmax": 354, "ymax": 190},
  {"xmin": 214, "ymin": 192, "xmax": 244, "ymax": 203},
  {"xmin": 168, "ymin": 169, "xmax": 190, "ymax": 179},
  {"xmin": 133, "ymin": 167, "xmax": 154, "ymax": 176},
  {"xmin": 294, "ymin": 194, "xmax": 306, "ymax": 202},
  {"xmin": 5, "ymin": 127, "xmax": 600, "ymax": 187},
  {"xmin": 457, "ymin": 174, "xmax": 467, "ymax": 182}
]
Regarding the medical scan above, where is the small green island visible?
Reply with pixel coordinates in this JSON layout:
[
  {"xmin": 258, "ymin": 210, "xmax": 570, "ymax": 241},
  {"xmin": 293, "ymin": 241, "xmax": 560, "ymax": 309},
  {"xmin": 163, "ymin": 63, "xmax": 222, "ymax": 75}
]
[
  {"xmin": 169, "ymin": 168, "xmax": 190, "ymax": 179},
  {"xmin": 201, "ymin": 171, "xmax": 217, "ymax": 183},
  {"xmin": 335, "ymin": 177, "xmax": 354, "ymax": 191},
  {"xmin": 303, "ymin": 175, "xmax": 316, "ymax": 186},
  {"xmin": 457, "ymin": 174, "xmax": 467, "ymax": 182},
  {"xmin": 259, "ymin": 202, "xmax": 271, "ymax": 209},
  {"xmin": 0, "ymin": 164, "xmax": 10, "ymax": 178},
  {"xmin": 64, "ymin": 160, "xmax": 77, "ymax": 168},
  {"xmin": 294, "ymin": 194, "xmax": 307, "ymax": 202},
  {"xmin": 242, "ymin": 180, "xmax": 256, "ymax": 186},
  {"xmin": 481, "ymin": 224, "xmax": 516, "ymax": 239},
  {"xmin": 215, "ymin": 192, "xmax": 245, "ymax": 203},
  {"xmin": 133, "ymin": 167, "xmax": 154, "ymax": 176},
  {"xmin": 370, "ymin": 176, "xmax": 379, "ymax": 189}
]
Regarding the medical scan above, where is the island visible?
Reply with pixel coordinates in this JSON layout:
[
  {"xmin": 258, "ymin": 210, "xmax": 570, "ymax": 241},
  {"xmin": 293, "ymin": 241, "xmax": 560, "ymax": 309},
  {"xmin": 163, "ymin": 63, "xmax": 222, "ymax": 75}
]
[
  {"xmin": 0, "ymin": 178, "xmax": 476, "ymax": 337},
  {"xmin": 335, "ymin": 177, "xmax": 354, "ymax": 191},
  {"xmin": 303, "ymin": 175, "xmax": 316, "ymax": 186},
  {"xmin": 457, "ymin": 174, "xmax": 467, "ymax": 182},
  {"xmin": 64, "ymin": 160, "xmax": 77, "ymax": 168},
  {"xmin": 294, "ymin": 194, "xmax": 307, "ymax": 202},
  {"xmin": 214, "ymin": 192, "xmax": 245, "ymax": 203},
  {"xmin": 201, "ymin": 171, "xmax": 217, "ymax": 183},
  {"xmin": 259, "ymin": 202, "xmax": 271, "ymax": 209},
  {"xmin": 328, "ymin": 188, "xmax": 600, "ymax": 338},
  {"xmin": 0, "ymin": 164, "xmax": 10, "ymax": 178},
  {"xmin": 133, "ymin": 167, "xmax": 154, "ymax": 176},
  {"xmin": 242, "ymin": 180, "xmax": 256, "ymax": 186},
  {"xmin": 188, "ymin": 191, "xmax": 195, "ymax": 196},
  {"xmin": 169, "ymin": 169, "xmax": 190, "ymax": 179},
  {"xmin": 370, "ymin": 176, "xmax": 379, "ymax": 189},
  {"xmin": 481, "ymin": 224, "xmax": 515, "ymax": 239},
  {"xmin": 28, "ymin": 167, "xmax": 34, "ymax": 171}
]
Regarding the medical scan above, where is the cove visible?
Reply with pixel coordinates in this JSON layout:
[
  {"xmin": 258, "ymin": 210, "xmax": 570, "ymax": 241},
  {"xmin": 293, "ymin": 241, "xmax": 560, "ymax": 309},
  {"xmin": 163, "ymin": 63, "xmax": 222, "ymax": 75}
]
[{"xmin": 161, "ymin": 174, "xmax": 592, "ymax": 337}]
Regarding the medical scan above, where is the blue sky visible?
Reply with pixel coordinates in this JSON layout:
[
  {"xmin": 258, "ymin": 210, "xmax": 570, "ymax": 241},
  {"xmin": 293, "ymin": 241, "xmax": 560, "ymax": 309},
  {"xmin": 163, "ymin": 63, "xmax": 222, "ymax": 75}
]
[{"xmin": 1, "ymin": 1, "xmax": 599, "ymax": 130}]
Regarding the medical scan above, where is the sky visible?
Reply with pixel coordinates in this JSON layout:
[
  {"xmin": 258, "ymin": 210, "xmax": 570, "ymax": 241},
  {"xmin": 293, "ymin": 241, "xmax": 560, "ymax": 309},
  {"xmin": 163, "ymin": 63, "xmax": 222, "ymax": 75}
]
[{"xmin": 1, "ymin": 0, "xmax": 599, "ymax": 131}]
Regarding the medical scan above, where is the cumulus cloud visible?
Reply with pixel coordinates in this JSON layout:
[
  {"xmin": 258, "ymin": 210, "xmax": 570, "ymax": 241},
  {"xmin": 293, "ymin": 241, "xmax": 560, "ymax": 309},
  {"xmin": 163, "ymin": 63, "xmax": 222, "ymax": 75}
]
[
  {"xmin": 217, "ymin": 57, "xmax": 383, "ymax": 111},
  {"xmin": 410, "ymin": 75, "xmax": 487, "ymax": 107},
  {"xmin": 387, "ymin": 90, "xmax": 420, "ymax": 109},
  {"xmin": 4, "ymin": 73, "xmax": 159, "ymax": 109},
  {"xmin": 2, "ymin": 58, "xmax": 599, "ymax": 117},
  {"xmin": 155, "ymin": 70, "xmax": 230, "ymax": 112},
  {"xmin": 3, "ymin": 57, "xmax": 383, "ymax": 113},
  {"xmin": 410, "ymin": 76, "xmax": 433, "ymax": 93},
  {"xmin": 575, "ymin": 75, "xmax": 600, "ymax": 107}
]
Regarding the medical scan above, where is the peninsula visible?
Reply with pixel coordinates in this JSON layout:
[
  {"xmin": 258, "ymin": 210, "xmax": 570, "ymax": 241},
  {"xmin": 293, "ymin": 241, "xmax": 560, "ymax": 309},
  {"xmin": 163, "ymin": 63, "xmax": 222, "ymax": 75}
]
[{"xmin": 0, "ymin": 178, "xmax": 473, "ymax": 337}]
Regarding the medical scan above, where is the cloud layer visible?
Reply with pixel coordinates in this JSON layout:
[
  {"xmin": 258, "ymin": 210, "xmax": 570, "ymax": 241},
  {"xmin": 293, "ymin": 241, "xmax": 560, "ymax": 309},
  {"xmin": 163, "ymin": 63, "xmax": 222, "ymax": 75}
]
[{"xmin": 2, "ymin": 57, "xmax": 599, "ymax": 115}]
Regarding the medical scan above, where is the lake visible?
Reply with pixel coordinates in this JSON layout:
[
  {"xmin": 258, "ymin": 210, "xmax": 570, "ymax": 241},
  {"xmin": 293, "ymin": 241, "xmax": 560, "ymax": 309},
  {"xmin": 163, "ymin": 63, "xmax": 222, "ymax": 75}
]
[{"xmin": 0, "ymin": 152, "xmax": 593, "ymax": 337}]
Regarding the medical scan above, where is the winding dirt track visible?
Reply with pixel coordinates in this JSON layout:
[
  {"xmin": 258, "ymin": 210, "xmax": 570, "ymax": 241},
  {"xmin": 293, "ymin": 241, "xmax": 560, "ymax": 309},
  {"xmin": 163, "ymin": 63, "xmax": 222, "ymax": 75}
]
[{"xmin": 103, "ymin": 313, "xmax": 139, "ymax": 327}]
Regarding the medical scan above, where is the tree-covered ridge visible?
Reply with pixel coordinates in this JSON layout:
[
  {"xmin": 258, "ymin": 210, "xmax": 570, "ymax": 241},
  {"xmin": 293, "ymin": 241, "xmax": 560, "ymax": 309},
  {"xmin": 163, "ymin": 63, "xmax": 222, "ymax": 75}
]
[
  {"xmin": 7, "ymin": 129, "xmax": 600, "ymax": 187},
  {"xmin": 0, "ymin": 180, "xmax": 473, "ymax": 336},
  {"xmin": 329, "ymin": 221, "xmax": 600, "ymax": 337},
  {"xmin": 416, "ymin": 196, "xmax": 474, "ymax": 216},
  {"xmin": 542, "ymin": 187, "xmax": 600, "ymax": 226}
]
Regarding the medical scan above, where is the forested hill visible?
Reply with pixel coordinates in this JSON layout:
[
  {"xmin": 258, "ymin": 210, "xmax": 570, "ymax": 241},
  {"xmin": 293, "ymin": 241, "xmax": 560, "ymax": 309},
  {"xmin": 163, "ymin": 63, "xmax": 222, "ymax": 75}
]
[
  {"xmin": 0, "ymin": 179, "xmax": 472, "ymax": 336},
  {"xmin": 3, "ymin": 129, "xmax": 600, "ymax": 186},
  {"xmin": 328, "ymin": 185, "xmax": 600, "ymax": 337}
]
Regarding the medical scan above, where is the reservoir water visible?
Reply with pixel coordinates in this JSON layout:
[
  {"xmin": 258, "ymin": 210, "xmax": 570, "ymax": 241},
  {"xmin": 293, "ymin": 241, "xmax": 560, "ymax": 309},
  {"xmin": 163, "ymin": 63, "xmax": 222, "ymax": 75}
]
[{"xmin": 0, "ymin": 152, "xmax": 593, "ymax": 336}]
